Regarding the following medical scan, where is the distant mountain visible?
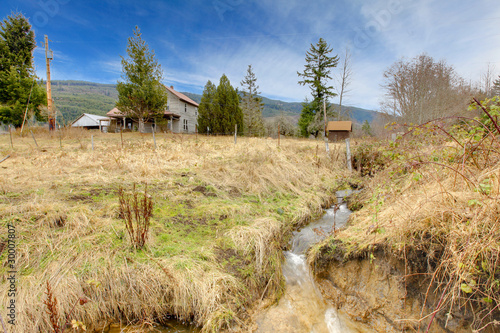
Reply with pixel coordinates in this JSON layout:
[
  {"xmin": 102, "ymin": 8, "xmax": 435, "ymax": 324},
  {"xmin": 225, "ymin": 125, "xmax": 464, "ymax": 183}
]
[
  {"xmin": 51, "ymin": 80, "xmax": 118, "ymax": 124},
  {"xmin": 183, "ymin": 92, "xmax": 379, "ymax": 124},
  {"xmin": 50, "ymin": 80, "xmax": 379, "ymax": 125}
]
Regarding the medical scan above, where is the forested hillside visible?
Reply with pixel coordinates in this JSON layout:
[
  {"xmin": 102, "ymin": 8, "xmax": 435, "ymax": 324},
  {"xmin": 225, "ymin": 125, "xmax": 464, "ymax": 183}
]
[
  {"xmin": 50, "ymin": 80, "xmax": 118, "ymax": 124},
  {"xmin": 184, "ymin": 92, "xmax": 378, "ymax": 124},
  {"xmin": 50, "ymin": 80, "xmax": 378, "ymax": 125}
]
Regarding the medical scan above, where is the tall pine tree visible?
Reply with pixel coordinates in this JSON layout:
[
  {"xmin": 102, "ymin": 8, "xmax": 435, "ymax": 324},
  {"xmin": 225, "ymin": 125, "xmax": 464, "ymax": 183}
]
[
  {"xmin": 116, "ymin": 27, "xmax": 168, "ymax": 133},
  {"xmin": 297, "ymin": 38, "xmax": 338, "ymax": 137},
  {"xmin": 215, "ymin": 74, "xmax": 242, "ymax": 134},
  {"xmin": 199, "ymin": 74, "xmax": 242, "ymax": 135},
  {"xmin": 197, "ymin": 80, "xmax": 218, "ymax": 134},
  {"xmin": 240, "ymin": 65, "xmax": 264, "ymax": 136},
  {"xmin": 0, "ymin": 13, "xmax": 46, "ymax": 127}
]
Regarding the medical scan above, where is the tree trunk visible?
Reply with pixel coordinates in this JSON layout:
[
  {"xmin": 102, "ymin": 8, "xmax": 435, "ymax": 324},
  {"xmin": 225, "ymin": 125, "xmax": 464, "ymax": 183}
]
[{"xmin": 139, "ymin": 118, "xmax": 145, "ymax": 133}]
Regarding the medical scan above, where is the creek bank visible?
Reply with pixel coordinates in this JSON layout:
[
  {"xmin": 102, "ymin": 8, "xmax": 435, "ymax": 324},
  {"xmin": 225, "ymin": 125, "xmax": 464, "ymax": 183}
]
[{"xmin": 311, "ymin": 244, "xmax": 481, "ymax": 333}]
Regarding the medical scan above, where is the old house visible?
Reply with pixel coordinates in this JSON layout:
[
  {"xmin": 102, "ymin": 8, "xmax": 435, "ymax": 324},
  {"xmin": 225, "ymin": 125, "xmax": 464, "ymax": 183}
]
[
  {"xmin": 106, "ymin": 85, "xmax": 199, "ymax": 133},
  {"xmin": 164, "ymin": 85, "xmax": 199, "ymax": 133},
  {"xmin": 71, "ymin": 113, "xmax": 110, "ymax": 131},
  {"xmin": 327, "ymin": 121, "xmax": 352, "ymax": 142}
]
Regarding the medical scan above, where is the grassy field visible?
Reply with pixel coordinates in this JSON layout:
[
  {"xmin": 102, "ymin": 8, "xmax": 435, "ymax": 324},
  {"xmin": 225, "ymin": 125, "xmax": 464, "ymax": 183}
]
[{"xmin": 0, "ymin": 128, "xmax": 350, "ymax": 332}]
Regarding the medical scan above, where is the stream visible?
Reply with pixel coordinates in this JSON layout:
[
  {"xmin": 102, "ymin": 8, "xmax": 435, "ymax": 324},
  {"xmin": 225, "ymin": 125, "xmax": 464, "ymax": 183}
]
[
  {"xmin": 255, "ymin": 190, "xmax": 357, "ymax": 333},
  {"xmin": 110, "ymin": 191, "xmax": 360, "ymax": 333}
]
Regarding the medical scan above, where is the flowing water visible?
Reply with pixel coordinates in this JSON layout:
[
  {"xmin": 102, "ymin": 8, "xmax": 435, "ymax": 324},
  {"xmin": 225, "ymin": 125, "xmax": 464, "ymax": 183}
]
[
  {"xmin": 111, "ymin": 191, "xmax": 359, "ymax": 333},
  {"xmin": 255, "ymin": 191, "xmax": 355, "ymax": 333}
]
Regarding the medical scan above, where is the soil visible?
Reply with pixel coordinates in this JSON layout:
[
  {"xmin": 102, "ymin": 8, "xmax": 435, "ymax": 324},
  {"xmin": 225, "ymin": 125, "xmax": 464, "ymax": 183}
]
[{"xmin": 314, "ymin": 249, "xmax": 477, "ymax": 333}]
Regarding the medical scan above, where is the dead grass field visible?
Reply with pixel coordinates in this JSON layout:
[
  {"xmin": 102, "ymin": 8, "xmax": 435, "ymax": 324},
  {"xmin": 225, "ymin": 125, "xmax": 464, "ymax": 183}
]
[{"xmin": 0, "ymin": 128, "xmax": 350, "ymax": 332}]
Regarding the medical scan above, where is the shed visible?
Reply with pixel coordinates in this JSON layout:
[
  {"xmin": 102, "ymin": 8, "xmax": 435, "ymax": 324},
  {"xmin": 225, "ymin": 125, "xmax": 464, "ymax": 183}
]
[
  {"xmin": 327, "ymin": 121, "xmax": 352, "ymax": 142},
  {"xmin": 71, "ymin": 113, "xmax": 110, "ymax": 131}
]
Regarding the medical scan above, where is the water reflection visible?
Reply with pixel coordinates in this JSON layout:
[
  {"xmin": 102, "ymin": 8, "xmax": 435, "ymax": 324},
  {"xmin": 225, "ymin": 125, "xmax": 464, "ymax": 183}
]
[{"xmin": 106, "ymin": 319, "xmax": 199, "ymax": 333}]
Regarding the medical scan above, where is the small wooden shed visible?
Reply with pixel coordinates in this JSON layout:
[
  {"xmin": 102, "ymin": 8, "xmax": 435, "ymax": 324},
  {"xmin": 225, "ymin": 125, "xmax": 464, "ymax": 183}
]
[
  {"xmin": 71, "ymin": 113, "xmax": 110, "ymax": 131},
  {"xmin": 327, "ymin": 121, "xmax": 352, "ymax": 142}
]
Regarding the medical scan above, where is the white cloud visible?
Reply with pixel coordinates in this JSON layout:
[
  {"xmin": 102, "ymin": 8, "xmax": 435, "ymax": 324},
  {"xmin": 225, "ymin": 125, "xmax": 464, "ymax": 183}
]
[
  {"xmin": 98, "ymin": 59, "xmax": 122, "ymax": 75},
  {"xmin": 32, "ymin": 0, "xmax": 500, "ymax": 111}
]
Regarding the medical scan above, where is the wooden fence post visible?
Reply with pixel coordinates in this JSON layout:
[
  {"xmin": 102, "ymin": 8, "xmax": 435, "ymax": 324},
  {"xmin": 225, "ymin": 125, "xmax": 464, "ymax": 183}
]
[
  {"xmin": 9, "ymin": 125, "xmax": 13, "ymax": 149},
  {"xmin": 30, "ymin": 130, "xmax": 38, "ymax": 148},
  {"xmin": 278, "ymin": 123, "xmax": 280, "ymax": 146},
  {"xmin": 345, "ymin": 138, "xmax": 352, "ymax": 172},
  {"xmin": 234, "ymin": 124, "xmax": 237, "ymax": 145},
  {"xmin": 152, "ymin": 127, "xmax": 157, "ymax": 150},
  {"xmin": 91, "ymin": 135, "xmax": 94, "ymax": 151}
]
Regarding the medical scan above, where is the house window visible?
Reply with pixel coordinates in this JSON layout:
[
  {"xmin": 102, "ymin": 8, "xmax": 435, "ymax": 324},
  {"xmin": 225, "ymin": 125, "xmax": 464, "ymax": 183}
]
[
  {"xmin": 183, "ymin": 119, "xmax": 188, "ymax": 132},
  {"xmin": 195, "ymin": 108, "xmax": 198, "ymax": 116},
  {"xmin": 185, "ymin": 103, "xmax": 187, "ymax": 112},
  {"xmin": 167, "ymin": 100, "xmax": 170, "ymax": 110}
]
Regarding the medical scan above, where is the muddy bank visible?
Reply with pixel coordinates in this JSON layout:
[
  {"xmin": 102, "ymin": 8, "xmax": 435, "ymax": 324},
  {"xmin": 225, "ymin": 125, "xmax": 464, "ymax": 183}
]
[{"xmin": 311, "ymin": 245, "xmax": 485, "ymax": 333}]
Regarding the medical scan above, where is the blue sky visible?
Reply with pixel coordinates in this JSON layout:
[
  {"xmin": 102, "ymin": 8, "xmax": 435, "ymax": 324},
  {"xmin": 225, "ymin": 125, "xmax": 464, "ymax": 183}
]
[{"xmin": 1, "ymin": 0, "xmax": 499, "ymax": 111}]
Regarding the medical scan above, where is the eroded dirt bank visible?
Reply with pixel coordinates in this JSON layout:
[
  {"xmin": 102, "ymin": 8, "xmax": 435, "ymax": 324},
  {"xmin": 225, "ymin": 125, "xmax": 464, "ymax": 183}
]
[{"xmin": 311, "ymin": 245, "xmax": 493, "ymax": 333}]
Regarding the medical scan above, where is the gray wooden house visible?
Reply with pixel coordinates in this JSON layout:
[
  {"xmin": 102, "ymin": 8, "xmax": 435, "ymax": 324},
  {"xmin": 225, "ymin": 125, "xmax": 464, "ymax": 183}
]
[{"xmin": 106, "ymin": 86, "xmax": 199, "ymax": 133}]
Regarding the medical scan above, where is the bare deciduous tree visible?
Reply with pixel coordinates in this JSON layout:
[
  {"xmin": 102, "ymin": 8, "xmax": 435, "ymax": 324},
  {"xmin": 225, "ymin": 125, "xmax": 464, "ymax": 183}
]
[
  {"xmin": 381, "ymin": 54, "xmax": 473, "ymax": 124},
  {"xmin": 480, "ymin": 63, "xmax": 496, "ymax": 98},
  {"xmin": 336, "ymin": 47, "xmax": 353, "ymax": 121},
  {"xmin": 264, "ymin": 112, "xmax": 297, "ymax": 137}
]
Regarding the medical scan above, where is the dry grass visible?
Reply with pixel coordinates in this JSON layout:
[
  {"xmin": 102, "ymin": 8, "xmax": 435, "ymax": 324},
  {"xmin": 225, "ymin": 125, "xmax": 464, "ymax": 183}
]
[
  {"xmin": 309, "ymin": 112, "xmax": 500, "ymax": 331},
  {"xmin": 0, "ymin": 128, "xmax": 348, "ymax": 332}
]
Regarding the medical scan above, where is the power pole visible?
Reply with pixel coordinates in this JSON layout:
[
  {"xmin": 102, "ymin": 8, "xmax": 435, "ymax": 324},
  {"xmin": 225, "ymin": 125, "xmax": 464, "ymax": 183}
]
[
  {"xmin": 324, "ymin": 99, "xmax": 329, "ymax": 153},
  {"xmin": 44, "ymin": 35, "xmax": 55, "ymax": 131},
  {"xmin": 323, "ymin": 99, "xmax": 327, "ymax": 136}
]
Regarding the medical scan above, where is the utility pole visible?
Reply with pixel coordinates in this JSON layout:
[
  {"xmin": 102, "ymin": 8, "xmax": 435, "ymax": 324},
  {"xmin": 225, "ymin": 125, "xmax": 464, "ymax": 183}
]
[
  {"xmin": 44, "ymin": 35, "xmax": 55, "ymax": 131},
  {"xmin": 324, "ymin": 99, "xmax": 329, "ymax": 153},
  {"xmin": 323, "ymin": 99, "xmax": 327, "ymax": 136}
]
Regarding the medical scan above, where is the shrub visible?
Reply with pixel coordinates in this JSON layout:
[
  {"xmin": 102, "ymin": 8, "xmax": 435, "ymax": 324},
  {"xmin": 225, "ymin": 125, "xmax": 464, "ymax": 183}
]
[{"xmin": 118, "ymin": 184, "xmax": 153, "ymax": 249}]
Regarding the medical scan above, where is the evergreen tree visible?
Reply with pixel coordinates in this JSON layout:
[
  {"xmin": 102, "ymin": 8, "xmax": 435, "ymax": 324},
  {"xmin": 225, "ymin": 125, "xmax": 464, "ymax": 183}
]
[
  {"xmin": 215, "ymin": 74, "xmax": 243, "ymax": 134},
  {"xmin": 197, "ymin": 80, "xmax": 218, "ymax": 134},
  {"xmin": 198, "ymin": 75, "xmax": 242, "ymax": 135},
  {"xmin": 494, "ymin": 76, "xmax": 500, "ymax": 96},
  {"xmin": 297, "ymin": 38, "xmax": 338, "ymax": 137},
  {"xmin": 307, "ymin": 103, "xmax": 337, "ymax": 136},
  {"xmin": 116, "ymin": 27, "xmax": 168, "ymax": 133},
  {"xmin": 297, "ymin": 99, "xmax": 318, "ymax": 137},
  {"xmin": 240, "ymin": 65, "xmax": 264, "ymax": 136},
  {"xmin": 361, "ymin": 120, "xmax": 373, "ymax": 136},
  {"xmin": 0, "ymin": 13, "xmax": 46, "ymax": 127}
]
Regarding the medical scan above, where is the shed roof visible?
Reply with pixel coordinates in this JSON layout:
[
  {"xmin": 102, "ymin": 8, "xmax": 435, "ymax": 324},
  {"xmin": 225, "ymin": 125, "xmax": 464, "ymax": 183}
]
[
  {"xmin": 327, "ymin": 121, "xmax": 352, "ymax": 132},
  {"xmin": 71, "ymin": 113, "xmax": 110, "ymax": 127},
  {"xmin": 164, "ymin": 85, "xmax": 199, "ymax": 107}
]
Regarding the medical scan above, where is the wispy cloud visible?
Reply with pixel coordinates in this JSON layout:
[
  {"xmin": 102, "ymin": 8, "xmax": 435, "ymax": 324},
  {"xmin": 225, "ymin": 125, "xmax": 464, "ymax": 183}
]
[
  {"xmin": 19, "ymin": 0, "xmax": 499, "ymax": 111},
  {"xmin": 98, "ymin": 59, "xmax": 122, "ymax": 75}
]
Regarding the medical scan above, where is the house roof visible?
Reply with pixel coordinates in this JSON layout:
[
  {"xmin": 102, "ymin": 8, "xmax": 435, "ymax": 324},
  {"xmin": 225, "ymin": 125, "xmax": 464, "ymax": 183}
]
[
  {"xmin": 107, "ymin": 108, "xmax": 123, "ymax": 118},
  {"xmin": 164, "ymin": 85, "xmax": 199, "ymax": 107},
  {"xmin": 327, "ymin": 121, "xmax": 352, "ymax": 132},
  {"xmin": 106, "ymin": 107, "xmax": 181, "ymax": 119},
  {"xmin": 71, "ymin": 113, "xmax": 110, "ymax": 127}
]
